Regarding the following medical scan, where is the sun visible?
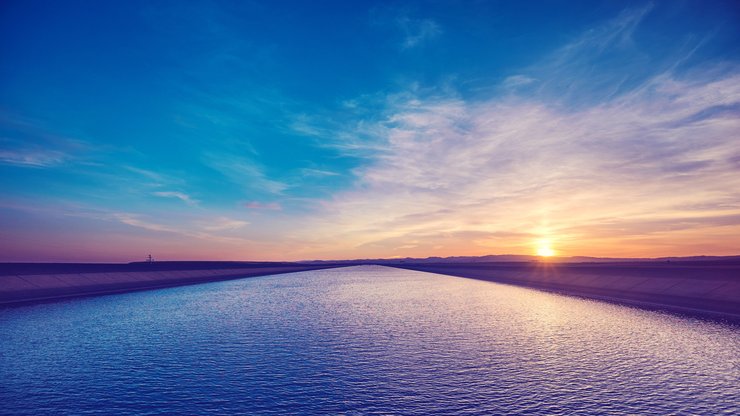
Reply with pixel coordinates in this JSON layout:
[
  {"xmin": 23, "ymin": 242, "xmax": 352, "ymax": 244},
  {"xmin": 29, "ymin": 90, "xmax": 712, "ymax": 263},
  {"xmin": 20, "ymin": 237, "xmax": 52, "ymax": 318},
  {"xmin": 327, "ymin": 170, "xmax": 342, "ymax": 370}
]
[
  {"xmin": 536, "ymin": 240, "xmax": 556, "ymax": 257},
  {"xmin": 537, "ymin": 246, "xmax": 555, "ymax": 257}
]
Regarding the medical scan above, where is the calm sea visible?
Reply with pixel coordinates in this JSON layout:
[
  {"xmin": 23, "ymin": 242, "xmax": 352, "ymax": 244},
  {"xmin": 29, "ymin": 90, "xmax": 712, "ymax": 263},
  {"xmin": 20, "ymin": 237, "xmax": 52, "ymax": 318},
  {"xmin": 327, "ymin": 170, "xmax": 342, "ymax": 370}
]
[{"xmin": 1, "ymin": 265, "xmax": 738, "ymax": 415}]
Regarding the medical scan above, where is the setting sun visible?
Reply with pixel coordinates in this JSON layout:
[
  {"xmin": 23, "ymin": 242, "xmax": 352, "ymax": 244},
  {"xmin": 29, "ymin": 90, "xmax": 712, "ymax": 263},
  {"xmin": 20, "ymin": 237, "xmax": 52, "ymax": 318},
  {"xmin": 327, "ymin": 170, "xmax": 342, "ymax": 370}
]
[{"xmin": 536, "ymin": 240, "xmax": 556, "ymax": 257}]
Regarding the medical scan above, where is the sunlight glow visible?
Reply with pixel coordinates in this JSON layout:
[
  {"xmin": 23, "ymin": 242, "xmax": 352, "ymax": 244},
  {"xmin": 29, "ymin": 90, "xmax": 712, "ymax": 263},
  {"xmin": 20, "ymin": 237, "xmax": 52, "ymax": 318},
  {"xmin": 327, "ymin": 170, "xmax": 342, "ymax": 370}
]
[{"xmin": 536, "ymin": 240, "xmax": 556, "ymax": 257}]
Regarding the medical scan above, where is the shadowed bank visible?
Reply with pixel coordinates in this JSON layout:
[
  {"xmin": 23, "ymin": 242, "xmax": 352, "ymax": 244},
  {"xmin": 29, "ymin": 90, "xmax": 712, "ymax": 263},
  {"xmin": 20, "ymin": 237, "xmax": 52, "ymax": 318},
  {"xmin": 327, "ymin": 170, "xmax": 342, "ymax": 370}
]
[
  {"xmin": 0, "ymin": 261, "xmax": 345, "ymax": 306},
  {"xmin": 1, "ymin": 260, "xmax": 738, "ymax": 323},
  {"xmin": 391, "ymin": 260, "xmax": 740, "ymax": 321}
]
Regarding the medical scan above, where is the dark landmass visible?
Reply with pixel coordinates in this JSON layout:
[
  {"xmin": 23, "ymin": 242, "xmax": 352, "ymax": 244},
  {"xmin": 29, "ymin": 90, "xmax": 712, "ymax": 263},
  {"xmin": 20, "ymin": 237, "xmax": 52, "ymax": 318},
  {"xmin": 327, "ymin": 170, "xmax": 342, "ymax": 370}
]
[
  {"xmin": 0, "ymin": 261, "xmax": 345, "ymax": 306},
  {"xmin": 391, "ymin": 260, "xmax": 740, "ymax": 321},
  {"xmin": 303, "ymin": 254, "xmax": 740, "ymax": 264},
  {"xmin": 1, "ymin": 258, "xmax": 738, "ymax": 322},
  {"xmin": 0, "ymin": 261, "xmax": 321, "ymax": 276}
]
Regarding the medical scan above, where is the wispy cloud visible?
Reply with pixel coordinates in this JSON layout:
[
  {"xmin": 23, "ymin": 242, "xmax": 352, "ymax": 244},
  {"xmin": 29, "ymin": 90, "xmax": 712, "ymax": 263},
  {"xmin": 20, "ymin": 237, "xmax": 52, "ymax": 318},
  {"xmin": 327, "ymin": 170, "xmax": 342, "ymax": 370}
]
[
  {"xmin": 397, "ymin": 16, "xmax": 441, "ymax": 49},
  {"xmin": 65, "ymin": 205, "xmax": 256, "ymax": 246},
  {"xmin": 152, "ymin": 191, "xmax": 199, "ymax": 206},
  {"xmin": 502, "ymin": 75, "xmax": 536, "ymax": 89},
  {"xmin": 204, "ymin": 153, "xmax": 288, "ymax": 195},
  {"xmin": 290, "ymin": 6, "xmax": 740, "ymax": 258},
  {"xmin": 125, "ymin": 166, "xmax": 169, "ymax": 183},
  {"xmin": 300, "ymin": 168, "xmax": 340, "ymax": 177},
  {"xmin": 244, "ymin": 201, "xmax": 282, "ymax": 210},
  {"xmin": 0, "ymin": 148, "xmax": 69, "ymax": 168},
  {"xmin": 111, "ymin": 213, "xmax": 179, "ymax": 233},
  {"xmin": 201, "ymin": 216, "xmax": 249, "ymax": 231},
  {"xmin": 0, "ymin": 112, "xmax": 92, "ymax": 168},
  {"xmin": 371, "ymin": 7, "xmax": 442, "ymax": 50},
  {"xmin": 523, "ymin": 4, "xmax": 665, "ymax": 105}
]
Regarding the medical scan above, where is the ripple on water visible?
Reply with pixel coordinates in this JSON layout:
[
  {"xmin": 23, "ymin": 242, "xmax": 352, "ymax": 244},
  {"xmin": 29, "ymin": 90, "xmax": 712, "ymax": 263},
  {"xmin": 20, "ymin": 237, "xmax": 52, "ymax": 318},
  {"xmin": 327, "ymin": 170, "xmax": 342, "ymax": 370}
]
[{"xmin": 1, "ymin": 265, "xmax": 738, "ymax": 415}]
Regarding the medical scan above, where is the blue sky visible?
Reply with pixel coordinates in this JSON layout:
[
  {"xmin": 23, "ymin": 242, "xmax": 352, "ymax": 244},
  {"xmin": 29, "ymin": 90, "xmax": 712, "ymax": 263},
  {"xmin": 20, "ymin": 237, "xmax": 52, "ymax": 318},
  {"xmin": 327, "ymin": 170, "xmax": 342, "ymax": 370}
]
[{"xmin": 1, "ymin": 0, "xmax": 739, "ymax": 261}]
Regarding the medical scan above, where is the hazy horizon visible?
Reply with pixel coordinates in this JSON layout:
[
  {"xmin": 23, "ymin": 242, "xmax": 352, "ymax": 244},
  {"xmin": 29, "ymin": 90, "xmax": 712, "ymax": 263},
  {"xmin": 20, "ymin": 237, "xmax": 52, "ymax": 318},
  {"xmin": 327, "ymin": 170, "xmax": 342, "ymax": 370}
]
[
  {"xmin": 2, "ymin": 252, "xmax": 740, "ymax": 265},
  {"xmin": 2, "ymin": 1, "xmax": 740, "ymax": 262}
]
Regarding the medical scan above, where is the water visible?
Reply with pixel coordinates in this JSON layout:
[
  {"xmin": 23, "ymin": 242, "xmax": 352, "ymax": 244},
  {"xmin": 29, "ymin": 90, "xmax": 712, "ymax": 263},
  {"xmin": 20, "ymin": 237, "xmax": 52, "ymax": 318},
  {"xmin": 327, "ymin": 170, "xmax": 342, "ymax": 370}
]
[{"xmin": 1, "ymin": 265, "xmax": 738, "ymax": 415}]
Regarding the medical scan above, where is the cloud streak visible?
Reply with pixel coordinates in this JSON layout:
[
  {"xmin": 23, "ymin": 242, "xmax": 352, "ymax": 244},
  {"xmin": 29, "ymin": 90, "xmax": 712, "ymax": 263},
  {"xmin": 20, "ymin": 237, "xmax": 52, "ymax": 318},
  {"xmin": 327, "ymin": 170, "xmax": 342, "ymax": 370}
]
[
  {"xmin": 200, "ymin": 216, "xmax": 249, "ymax": 231},
  {"xmin": 290, "ymin": 7, "xmax": 740, "ymax": 258},
  {"xmin": 244, "ymin": 201, "xmax": 282, "ymax": 210},
  {"xmin": 0, "ymin": 113, "xmax": 92, "ymax": 168},
  {"xmin": 204, "ymin": 153, "xmax": 288, "ymax": 195},
  {"xmin": 398, "ymin": 16, "xmax": 441, "ymax": 49},
  {"xmin": 0, "ymin": 148, "xmax": 69, "ymax": 168},
  {"xmin": 152, "ymin": 191, "xmax": 199, "ymax": 206}
]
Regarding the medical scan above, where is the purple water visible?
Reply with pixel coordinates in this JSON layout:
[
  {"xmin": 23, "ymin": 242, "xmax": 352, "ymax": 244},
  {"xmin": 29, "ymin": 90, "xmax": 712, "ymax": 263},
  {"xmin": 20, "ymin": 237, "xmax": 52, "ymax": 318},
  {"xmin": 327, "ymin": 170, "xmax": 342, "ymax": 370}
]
[{"xmin": 1, "ymin": 265, "xmax": 738, "ymax": 415}]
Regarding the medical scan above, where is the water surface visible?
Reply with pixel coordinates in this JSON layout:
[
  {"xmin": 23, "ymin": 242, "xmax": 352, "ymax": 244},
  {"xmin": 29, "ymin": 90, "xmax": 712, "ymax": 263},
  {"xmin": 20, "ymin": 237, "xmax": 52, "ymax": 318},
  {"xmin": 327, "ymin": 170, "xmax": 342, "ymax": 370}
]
[{"xmin": 1, "ymin": 265, "xmax": 738, "ymax": 415}]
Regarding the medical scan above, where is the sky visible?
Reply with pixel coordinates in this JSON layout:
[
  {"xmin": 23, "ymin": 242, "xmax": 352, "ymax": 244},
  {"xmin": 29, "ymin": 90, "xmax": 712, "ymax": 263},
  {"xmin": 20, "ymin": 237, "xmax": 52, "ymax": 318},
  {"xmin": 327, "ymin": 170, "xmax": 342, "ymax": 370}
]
[{"xmin": 1, "ymin": 0, "xmax": 739, "ymax": 262}]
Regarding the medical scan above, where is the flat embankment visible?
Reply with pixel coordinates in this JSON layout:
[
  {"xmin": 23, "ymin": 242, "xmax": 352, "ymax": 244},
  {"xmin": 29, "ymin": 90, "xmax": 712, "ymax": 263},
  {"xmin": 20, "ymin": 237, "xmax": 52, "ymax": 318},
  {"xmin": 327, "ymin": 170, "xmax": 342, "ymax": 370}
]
[
  {"xmin": 392, "ymin": 261, "xmax": 740, "ymax": 320},
  {"xmin": 0, "ymin": 262, "xmax": 343, "ymax": 305}
]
